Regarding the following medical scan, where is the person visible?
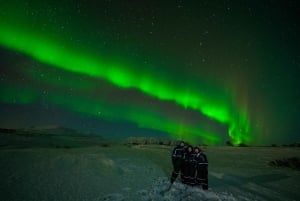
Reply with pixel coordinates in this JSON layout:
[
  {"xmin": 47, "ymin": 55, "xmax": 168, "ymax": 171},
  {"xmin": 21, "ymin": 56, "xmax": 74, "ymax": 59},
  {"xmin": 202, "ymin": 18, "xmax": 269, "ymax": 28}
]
[
  {"xmin": 170, "ymin": 141, "xmax": 186, "ymax": 184},
  {"xmin": 182, "ymin": 145, "xmax": 196, "ymax": 185},
  {"xmin": 194, "ymin": 147, "xmax": 208, "ymax": 190}
]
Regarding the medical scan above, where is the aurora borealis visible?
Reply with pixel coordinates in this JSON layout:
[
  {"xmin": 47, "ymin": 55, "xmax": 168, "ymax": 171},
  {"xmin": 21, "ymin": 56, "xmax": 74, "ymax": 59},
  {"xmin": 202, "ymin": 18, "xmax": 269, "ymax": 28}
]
[{"xmin": 0, "ymin": 1, "xmax": 299, "ymax": 145}]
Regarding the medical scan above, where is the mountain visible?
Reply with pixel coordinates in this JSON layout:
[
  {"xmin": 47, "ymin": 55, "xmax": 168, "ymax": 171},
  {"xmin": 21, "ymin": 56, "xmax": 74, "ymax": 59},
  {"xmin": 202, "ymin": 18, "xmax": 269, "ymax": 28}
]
[
  {"xmin": 0, "ymin": 125, "xmax": 105, "ymax": 149},
  {"xmin": 19, "ymin": 125, "xmax": 84, "ymax": 136}
]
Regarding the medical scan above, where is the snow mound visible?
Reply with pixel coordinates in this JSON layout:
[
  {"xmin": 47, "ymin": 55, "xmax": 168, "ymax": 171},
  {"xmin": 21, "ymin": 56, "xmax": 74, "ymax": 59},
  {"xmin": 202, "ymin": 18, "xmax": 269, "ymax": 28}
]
[
  {"xmin": 99, "ymin": 177, "xmax": 256, "ymax": 201},
  {"xmin": 137, "ymin": 177, "xmax": 236, "ymax": 201},
  {"xmin": 97, "ymin": 193, "xmax": 124, "ymax": 201}
]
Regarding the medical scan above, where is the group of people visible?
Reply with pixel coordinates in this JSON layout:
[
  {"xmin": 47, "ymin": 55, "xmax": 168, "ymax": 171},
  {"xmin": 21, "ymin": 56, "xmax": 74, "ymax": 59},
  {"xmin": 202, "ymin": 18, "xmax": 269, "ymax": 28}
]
[{"xmin": 170, "ymin": 141, "xmax": 208, "ymax": 190}]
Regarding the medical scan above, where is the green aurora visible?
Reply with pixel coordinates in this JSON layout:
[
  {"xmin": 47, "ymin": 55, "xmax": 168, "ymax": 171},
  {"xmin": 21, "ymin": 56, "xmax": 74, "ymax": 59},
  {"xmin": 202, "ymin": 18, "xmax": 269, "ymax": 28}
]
[
  {"xmin": 2, "ymin": 0, "xmax": 299, "ymax": 145},
  {"xmin": 0, "ymin": 24, "xmax": 250, "ymax": 144}
]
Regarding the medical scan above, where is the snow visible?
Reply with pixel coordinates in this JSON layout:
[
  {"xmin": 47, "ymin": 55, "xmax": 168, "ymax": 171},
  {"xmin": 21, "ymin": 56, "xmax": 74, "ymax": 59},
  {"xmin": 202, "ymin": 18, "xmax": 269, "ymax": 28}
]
[{"xmin": 0, "ymin": 144, "xmax": 299, "ymax": 201}]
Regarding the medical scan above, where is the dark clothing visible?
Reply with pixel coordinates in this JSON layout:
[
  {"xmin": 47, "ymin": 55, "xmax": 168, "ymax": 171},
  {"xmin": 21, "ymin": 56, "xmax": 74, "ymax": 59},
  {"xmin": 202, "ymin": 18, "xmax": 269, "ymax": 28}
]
[
  {"xmin": 170, "ymin": 146, "xmax": 185, "ymax": 183},
  {"xmin": 182, "ymin": 151, "xmax": 196, "ymax": 185},
  {"xmin": 171, "ymin": 145, "xmax": 185, "ymax": 161},
  {"xmin": 194, "ymin": 153, "xmax": 208, "ymax": 189}
]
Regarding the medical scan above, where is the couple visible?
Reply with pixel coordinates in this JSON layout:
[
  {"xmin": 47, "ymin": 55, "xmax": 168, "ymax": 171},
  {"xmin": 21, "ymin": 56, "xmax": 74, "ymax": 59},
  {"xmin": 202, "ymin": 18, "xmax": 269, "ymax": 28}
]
[{"xmin": 170, "ymin": 141, "xmax": 208, "ymax": 190}]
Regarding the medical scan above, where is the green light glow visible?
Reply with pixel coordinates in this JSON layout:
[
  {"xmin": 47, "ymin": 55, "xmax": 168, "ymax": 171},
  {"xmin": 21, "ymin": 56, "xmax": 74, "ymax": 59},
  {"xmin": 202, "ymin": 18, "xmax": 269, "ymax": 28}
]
[
  {"xmin": 0, "ymin": 85, "xmax": 221, "ymax": 144},
  {"xmin": 0, "ymin": 85, "xmax": 38, "ymax": 104},
  {"xmin": 0, "ymin": 25, "xmax": 251, "ymax": 144}
]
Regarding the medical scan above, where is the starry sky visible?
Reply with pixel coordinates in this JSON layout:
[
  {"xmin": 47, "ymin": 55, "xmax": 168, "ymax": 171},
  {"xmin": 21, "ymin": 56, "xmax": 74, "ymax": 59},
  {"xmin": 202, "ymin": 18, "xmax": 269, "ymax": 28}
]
[{"xmin": 0, "ymin": 0, "xmax": 299, "ymax": 145}]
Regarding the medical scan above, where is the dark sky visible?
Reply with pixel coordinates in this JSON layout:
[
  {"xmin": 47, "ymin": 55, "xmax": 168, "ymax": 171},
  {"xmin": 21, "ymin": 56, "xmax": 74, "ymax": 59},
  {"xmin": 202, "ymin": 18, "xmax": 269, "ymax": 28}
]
[{"xmin": 0, "ymin": 0, "xmax": 299, "ymax": 145}]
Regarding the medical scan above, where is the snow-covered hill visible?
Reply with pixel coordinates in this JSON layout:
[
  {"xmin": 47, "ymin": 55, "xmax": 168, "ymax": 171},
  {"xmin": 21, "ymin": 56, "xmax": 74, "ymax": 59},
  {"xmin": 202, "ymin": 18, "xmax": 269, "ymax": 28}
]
[
  {"xmin": 20, "ymin": 125, "xmax": 90, "ymax": 136},
  {"xmin": 0, "ymin": 126, "xmax": 106, "ymax": 148}
]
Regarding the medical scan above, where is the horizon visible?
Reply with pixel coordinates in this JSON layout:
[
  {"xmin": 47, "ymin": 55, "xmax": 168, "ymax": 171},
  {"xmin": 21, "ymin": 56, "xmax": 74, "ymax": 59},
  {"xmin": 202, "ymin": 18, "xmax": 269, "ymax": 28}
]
[{"xmin": 1, "ymin": 124, "xmax": 299, "ymax": 147}]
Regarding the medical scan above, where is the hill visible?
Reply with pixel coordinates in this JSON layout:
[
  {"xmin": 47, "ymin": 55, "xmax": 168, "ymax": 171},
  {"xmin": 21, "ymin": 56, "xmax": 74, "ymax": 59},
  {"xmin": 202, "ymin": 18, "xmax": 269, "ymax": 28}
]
[{"xmin": 0, "ymin": 126, "xmax": 106, "ymax": 149}]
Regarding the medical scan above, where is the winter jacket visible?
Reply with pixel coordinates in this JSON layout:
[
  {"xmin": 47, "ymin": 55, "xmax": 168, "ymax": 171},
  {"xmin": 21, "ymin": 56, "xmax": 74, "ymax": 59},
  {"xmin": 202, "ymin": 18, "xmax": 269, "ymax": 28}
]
[
  {"xmin": 182, "ymin": 151, "xmax": 197, "ymax": 184},
  {"xmin": 194, "ymin": 153, "xmax": 208, "ymax": 167},
  {"xmin": 172, "ymin": 146, "xmax": 185, "ymax": 161}
]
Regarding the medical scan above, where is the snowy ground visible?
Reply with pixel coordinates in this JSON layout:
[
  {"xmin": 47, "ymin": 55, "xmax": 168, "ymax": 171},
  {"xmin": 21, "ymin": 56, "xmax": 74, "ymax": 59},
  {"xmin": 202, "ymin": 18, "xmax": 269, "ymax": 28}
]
[{"xmin": 0, "ymin": 144, "xmax": 299, "ymax": 201}]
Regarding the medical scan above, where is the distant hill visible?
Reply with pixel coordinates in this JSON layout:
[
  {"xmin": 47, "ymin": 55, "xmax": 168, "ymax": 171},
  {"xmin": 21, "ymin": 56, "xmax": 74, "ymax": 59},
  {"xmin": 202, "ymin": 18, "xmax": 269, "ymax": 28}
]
[
  {"xmin": 0, "ymin": 128, "xmax": 17, "ymax": 134},
  {"xmin": 19, "ymin": 125, "xmax": 85, "ymax": 136},
  {"xmin": 0, "ymin": 125, "xmax": 106, "ymax": 149},
  {"xmin": 124, "ymin": 137, "xmax": 179, "ymax": 146},
  {"xmin": 0, "ymin": 125, "xmax": 99, "ymax": 137}
]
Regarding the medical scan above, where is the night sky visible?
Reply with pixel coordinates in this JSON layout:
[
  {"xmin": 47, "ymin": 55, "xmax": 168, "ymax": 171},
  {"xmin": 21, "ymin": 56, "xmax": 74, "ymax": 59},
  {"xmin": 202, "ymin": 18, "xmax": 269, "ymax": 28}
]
[{"xmin": 0, "ymin": 0, "xmax": 299, "ymax": 145}]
